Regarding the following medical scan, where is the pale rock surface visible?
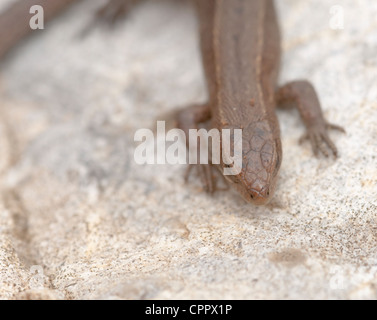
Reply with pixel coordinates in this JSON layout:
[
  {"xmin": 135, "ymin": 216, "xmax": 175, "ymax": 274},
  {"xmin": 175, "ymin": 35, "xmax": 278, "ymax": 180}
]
[{"xmin": 0, "ymin": 0, "xmax": 376, "ymax": 299}]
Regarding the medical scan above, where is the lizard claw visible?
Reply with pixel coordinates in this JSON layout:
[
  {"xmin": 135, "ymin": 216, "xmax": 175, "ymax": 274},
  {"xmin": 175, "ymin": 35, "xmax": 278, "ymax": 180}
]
[
  {"xmin": 326, "ymin": 122, "xmax": 346, "ymax": 134},
  {"xmin": 299, "ymin": 122, "xmax": 345, "ymax": 158}
]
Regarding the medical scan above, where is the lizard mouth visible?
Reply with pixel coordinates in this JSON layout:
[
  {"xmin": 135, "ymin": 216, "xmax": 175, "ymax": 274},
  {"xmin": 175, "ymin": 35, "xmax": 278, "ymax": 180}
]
[
  {"xmin": 246, "ymin": 188, "xmax": 272, "ymax": 205},
  {"xmin": 226, "ymin": 173, "xmax": 275, "ymax": 205}
]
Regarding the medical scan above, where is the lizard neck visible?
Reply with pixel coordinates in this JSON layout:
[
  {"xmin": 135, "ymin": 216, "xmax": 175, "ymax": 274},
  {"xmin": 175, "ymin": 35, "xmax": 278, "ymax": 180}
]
[{"xmin": 213, "ymin": 0, "xmax": 268, "ymax": 128}]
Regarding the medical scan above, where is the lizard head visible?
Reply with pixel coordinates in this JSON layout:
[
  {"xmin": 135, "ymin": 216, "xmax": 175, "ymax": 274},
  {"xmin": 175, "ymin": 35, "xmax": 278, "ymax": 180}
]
[{"xmin": 222, "ymin": 121, "xmax": 282, "ymax": 205}]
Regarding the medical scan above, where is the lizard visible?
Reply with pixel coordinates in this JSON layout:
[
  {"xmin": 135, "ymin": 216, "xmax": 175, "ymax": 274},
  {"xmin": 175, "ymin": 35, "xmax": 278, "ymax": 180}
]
[{"xmin": 0, "ymin": 0, "xmax": 344, "ymax": 205}]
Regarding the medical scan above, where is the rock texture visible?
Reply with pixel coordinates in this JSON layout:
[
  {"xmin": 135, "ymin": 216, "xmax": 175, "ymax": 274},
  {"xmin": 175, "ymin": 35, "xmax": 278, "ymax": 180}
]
[{"xmin": 0, "ymin": 0, "xmax": 376, "ymax": 300}]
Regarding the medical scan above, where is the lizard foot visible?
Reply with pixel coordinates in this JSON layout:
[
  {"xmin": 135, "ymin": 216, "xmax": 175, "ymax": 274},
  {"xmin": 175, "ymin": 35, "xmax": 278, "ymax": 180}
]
[{"xmin": 299, "ymin": 122, "xmax": 346, "ymax": 158}]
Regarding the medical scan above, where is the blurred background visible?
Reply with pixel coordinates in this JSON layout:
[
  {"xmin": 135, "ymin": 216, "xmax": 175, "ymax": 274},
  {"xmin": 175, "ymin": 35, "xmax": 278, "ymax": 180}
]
[{"xmin": 0, "ymin": 0, "xmax": 376, "ymax": 299}]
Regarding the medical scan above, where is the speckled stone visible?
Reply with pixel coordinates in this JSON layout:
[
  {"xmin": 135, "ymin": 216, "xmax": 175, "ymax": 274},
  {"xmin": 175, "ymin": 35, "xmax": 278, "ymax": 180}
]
[{"xmin": 0, "ymin": 0, "xmax": 376, "ymax": 300}]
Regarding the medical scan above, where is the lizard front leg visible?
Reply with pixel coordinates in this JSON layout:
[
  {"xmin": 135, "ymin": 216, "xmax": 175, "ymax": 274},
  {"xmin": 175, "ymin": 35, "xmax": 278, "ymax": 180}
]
[
  {"xmin": 276, "ymin": 80, "xmax": 345, "ymax": 157},
  {"xmin": 176, "ymin": 104, "xmax": 221, "ymax": 194}
]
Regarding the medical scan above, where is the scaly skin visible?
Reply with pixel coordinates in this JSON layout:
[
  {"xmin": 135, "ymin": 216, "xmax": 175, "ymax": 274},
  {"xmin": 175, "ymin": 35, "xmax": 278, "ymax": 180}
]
[
  {"xmin": 178, "ymin": 0, "xmax": 343, "ymax": 205},
  {"xmin": 0, "ymin": 0, "xmax": 344, "ymax": 205},
  {"xmin": 188, "ymin": 0, "xmax": 282, "ymax": 205}
]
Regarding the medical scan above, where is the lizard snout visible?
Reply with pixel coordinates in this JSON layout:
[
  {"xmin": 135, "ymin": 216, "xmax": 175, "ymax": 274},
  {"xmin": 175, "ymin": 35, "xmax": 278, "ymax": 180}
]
[{"xmin": 248, "ymin": 188, "xmax": 272, "ymax": 205}]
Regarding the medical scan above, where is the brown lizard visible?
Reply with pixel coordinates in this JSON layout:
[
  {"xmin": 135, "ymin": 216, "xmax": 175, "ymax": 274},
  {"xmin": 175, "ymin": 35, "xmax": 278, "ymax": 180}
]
[{"xmin": 0, "ymin": 0, "xmax": 344, "ymax": 205}]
